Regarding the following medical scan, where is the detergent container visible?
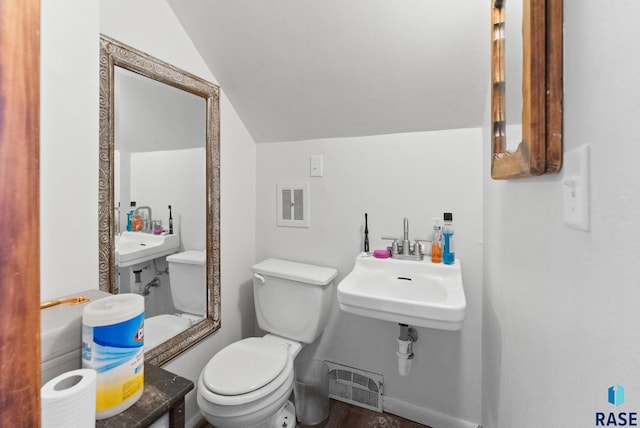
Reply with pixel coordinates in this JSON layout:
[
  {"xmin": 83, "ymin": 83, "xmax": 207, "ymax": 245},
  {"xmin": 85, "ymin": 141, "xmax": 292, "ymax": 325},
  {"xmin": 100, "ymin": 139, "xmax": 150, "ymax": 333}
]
[{"xmin": 82, "ymin": 293, "xmax": 145, "ymax": 419}]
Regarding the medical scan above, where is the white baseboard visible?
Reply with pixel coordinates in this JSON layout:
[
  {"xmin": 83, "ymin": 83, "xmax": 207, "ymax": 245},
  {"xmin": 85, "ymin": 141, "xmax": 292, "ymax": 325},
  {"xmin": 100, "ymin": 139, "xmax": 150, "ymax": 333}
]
[
  {"xmin": 187, "ymin": 395, "xmax": 480, "ymax": 428},
  {"xmin": 382, "ymin": 396, "xmax": 479, "ymax": 428}
]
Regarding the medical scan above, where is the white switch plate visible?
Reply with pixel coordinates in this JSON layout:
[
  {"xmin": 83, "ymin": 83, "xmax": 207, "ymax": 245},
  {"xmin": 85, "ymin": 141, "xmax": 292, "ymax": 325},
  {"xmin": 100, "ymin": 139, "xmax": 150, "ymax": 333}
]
[
  {"xmin": 310, "ymin": 155, "xmax": 323, "ymax": 177},
  {"xmin": 562, "ymin": 145, "xmax": 590, "ymax": 231}
]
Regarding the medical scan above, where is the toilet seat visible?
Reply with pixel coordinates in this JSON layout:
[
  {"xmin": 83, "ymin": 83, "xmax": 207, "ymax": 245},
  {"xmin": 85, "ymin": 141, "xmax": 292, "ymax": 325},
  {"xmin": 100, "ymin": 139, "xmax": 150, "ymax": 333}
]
[{"xmin": 200, "ymin": 337, "xmax": 293, "ymax": 407}]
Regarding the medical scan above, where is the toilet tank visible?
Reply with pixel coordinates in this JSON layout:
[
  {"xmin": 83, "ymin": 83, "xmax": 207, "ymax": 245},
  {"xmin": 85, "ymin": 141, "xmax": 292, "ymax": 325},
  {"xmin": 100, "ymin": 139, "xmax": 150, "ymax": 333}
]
[
  {"xmin": 251, "ymin": 259, "xmax": 337, "ymax": 344},
  {"xmin": 167, "ymin": 250, "xmax": 206, "ymax": 316}
]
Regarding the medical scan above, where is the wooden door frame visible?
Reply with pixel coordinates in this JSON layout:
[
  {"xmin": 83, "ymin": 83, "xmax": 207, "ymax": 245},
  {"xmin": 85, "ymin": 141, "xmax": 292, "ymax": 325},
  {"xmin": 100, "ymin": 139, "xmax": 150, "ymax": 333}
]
[{"xmin": 0, "ymin": 0, "xmax": 41, "ymax": 425}]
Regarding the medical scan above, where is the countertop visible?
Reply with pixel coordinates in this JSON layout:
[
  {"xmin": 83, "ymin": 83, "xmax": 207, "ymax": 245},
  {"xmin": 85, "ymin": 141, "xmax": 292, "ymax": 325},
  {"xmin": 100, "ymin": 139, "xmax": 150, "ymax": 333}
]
[{"xmin": 96, "ymin": 363, "xmax": 194, "ymax": 428}]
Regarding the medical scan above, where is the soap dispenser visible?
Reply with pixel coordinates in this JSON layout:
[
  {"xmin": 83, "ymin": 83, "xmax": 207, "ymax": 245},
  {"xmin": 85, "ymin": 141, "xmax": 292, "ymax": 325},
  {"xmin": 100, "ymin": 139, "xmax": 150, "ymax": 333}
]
[
  {"xmin": 442, "ymin": 212, "xmax": 455, "ymax": 265},
  {"xmin": 431, "ymin": 218, "xmax": 442, "ymax": 263}
]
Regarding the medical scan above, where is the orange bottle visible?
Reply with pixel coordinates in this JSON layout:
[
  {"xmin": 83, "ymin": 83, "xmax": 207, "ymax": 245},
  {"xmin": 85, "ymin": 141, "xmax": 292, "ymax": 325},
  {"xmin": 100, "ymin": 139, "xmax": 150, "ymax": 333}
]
[
  {"xmin": 431, "ymin": 220, "xmax": 442, "ymax": 263},
  {"xmin": 132, "ymin": 214, "xmax": 142, "ymax": 231},
  {"xmin": 431, "ymin": 241, "xmax": 442, "ymax": 263}
]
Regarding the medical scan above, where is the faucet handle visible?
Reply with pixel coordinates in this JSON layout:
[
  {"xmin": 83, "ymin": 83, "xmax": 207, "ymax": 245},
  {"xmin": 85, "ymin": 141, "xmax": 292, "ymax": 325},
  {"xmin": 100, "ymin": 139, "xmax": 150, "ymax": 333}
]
[
  {"xmin": 413, "ymin": 238, "xmax": 431, "ymax": 255},
  {"xmin": 382, "ymin": 236, "xmax": 400, "ymax": 254}
]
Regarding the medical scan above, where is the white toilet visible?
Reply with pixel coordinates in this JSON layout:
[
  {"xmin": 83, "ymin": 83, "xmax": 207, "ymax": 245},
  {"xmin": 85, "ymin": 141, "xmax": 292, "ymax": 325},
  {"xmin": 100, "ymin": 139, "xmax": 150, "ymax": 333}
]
[
  {"xmin": 197, "ymin": 258, "xmax": 337, "ymax": 428},
  {"xmin": 145, "ymin": 250, "xmax": 206, "ymax": 350}
]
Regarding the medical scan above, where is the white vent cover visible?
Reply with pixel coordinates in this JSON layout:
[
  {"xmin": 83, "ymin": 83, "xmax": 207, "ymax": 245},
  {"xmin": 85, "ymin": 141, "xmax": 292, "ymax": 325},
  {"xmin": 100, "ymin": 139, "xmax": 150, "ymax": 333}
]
[{"xmin": 326, "ymin": 361, "xmax": 383, "ymax": 412}]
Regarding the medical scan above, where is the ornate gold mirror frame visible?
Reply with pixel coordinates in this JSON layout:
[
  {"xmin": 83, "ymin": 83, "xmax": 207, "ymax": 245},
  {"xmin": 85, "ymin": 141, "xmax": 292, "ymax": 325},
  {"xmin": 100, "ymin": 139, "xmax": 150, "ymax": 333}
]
[
  {"xmin": 491, "ymin": 0, "xmax": 563, "ymax": 179},
  {"xmin": 98, "ymin": 35, "xmax": 221, "ymax": 365}
]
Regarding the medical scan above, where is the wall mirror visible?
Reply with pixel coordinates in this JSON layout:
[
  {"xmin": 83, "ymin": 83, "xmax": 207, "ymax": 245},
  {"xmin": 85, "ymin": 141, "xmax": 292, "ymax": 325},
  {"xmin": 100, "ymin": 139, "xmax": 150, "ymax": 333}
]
[
  {"xmin": 491, "ymin": 0, "xmax": 563, "ymax": 179},
  {"xmin": 98, "ymin": 35, "xmax": 221, "ymax": 365}
]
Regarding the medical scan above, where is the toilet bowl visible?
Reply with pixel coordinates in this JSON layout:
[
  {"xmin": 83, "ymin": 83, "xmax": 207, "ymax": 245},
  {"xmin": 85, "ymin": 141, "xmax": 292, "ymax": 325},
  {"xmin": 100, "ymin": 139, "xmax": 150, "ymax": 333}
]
[
  {"xmin": 144, "ymin": 314, "xmax": 193, "ymax": 351},
  {"xmin": 197, "ymin": 335, "xmax": 301, "ymax": 428},
  {"xmin": 196, "ymin": 259, "xmax": 337, "ymax": 428}
]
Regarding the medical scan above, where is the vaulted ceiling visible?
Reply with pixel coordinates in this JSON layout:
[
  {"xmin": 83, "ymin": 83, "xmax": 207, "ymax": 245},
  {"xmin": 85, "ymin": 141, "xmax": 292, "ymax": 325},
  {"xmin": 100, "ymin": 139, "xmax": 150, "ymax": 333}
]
[{"xmin": 167, "ymin": 1, "xmax": 490, "ymax": 143}]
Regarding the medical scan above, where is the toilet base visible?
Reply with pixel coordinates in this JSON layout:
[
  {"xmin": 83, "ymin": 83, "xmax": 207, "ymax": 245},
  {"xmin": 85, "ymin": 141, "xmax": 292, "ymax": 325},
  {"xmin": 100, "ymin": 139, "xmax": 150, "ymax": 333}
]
[
  {"xmin": 249, "ymin": 400, "xmax": 295, "ymax": 428},
  {"xmin": 199, "ymin": 399, "xmax": 296, "ymax": 428},
  {"xmin": 276, "ymin": 401, "xmax": 295, "ymax": 428}
]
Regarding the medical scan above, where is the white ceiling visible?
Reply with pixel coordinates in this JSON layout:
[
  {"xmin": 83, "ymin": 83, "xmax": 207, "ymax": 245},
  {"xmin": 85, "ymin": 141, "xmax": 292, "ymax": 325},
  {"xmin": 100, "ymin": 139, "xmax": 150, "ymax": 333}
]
[{"xmin": 167, "ymin": 1, "xmax": 490, "ymax": 143}]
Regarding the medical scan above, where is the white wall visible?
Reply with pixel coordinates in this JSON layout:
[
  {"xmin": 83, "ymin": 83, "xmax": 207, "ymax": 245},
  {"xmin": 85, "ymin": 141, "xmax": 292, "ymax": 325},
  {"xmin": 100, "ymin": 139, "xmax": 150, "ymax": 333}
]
[
  {"xmin": 40, "ymin": 0, "xmax": 100, "ymax": 301},
  {"xmin": 41, "ymin": 0, "xmax": 257, "ymax": 424},
  {"xmin": 482, "ymin": 1, "xmax": 640, "ymax": 427},
  {"xmin": 256, "ymin": 129, "xmax": 483, "ymax": 426}
]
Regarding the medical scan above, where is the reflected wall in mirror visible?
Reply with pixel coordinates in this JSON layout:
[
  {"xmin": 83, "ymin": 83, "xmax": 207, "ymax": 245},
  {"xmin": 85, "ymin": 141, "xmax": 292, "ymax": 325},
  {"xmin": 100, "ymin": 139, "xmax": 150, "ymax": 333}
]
[
  {"xmin": 491, "ymin": 0, "xmax": 563, "ymax": 179},
  {"xmin": 99, "ymin": 35, "xmax": 221, "ymax": 365}
]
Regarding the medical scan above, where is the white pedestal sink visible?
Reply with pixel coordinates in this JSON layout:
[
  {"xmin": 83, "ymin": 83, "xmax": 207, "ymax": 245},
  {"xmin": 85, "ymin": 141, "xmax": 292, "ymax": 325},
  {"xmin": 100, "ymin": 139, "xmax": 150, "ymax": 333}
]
[
  {"xmin": 337, "ymin": 254, "xmax": 466, "ymax": 330},
  {"xmin": 115, "ymin": 231, "xmax": 180, "ymax": 267}
]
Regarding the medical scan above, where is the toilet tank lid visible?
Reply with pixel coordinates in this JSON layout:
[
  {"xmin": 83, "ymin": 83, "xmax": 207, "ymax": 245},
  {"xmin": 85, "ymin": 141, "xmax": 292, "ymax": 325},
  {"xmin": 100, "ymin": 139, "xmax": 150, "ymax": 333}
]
[
  {"xmin": 167, "ymin": 250, "xmax": 205, "ymax": 265},
  {"xmin": 251, "ymin": 258, "xmax": 337, "ymax": 286}
]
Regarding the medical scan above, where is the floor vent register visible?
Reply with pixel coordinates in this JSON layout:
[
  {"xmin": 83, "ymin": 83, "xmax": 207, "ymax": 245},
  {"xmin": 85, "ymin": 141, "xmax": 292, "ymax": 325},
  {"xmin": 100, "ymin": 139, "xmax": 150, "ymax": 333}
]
[{"xmin": 325, "ymin": 361, "xmax": 383, "ymax": 412}]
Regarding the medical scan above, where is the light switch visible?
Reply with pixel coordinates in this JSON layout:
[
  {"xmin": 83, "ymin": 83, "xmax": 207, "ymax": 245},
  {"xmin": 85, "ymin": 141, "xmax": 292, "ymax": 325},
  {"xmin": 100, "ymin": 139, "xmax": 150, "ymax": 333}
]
[
  {"xmin": 562, "ymin": 145, "xmax": 590, "ymax": 231},
  {"xmin": 310, "ymin": 155, "xmax": 323, "ymax": 177}
]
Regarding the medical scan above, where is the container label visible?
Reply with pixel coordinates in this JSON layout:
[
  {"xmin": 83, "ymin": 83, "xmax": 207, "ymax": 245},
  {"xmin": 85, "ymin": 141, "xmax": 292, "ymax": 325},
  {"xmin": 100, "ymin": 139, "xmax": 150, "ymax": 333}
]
[
  {"xmin": 82, "ymin": 313, "xmax": 144, "ymax": 414},
  {"xmin": 83, "ymin": 313, "xmax": 144, "ymax": 372},
  {"xmin": 94, "ymin": 355, "xmax": 144, "ymax": 412}
]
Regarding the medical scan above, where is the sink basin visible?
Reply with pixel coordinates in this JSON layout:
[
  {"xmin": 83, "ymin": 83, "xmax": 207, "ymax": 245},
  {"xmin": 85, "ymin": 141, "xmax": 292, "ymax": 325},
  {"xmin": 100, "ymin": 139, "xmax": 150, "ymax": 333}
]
[
  {"xmin": 337, "ymin": 254, "xmax": 466, "ymax": 330},
  {"xmin": 115, "ymin": 231, "xmax": 180, "ymax": 267}
]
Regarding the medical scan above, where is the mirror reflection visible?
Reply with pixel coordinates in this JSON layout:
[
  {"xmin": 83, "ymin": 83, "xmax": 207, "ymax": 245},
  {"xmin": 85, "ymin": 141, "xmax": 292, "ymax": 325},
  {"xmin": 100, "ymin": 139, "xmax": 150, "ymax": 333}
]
[
  {"xmin": 504, "ymin": 0, "xmax": 523, "ymax": 152},
  {"xmin": 99, "ymin": 35, "xmax": 221, "ymax": 365},
  {"xmin": 114, "ymin": 67, "xmax": 207, "ymax": 344},
  {"xmin": 490, "ymin": 0, "xmax": 563, "ymax": 179}
]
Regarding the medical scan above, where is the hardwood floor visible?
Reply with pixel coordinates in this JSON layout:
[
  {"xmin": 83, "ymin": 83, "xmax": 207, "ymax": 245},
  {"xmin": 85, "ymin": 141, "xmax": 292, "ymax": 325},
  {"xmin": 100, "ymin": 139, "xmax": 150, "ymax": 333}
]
[
  {"xmin": 196, "ymin": 398, "xmax": 431, "ymax": 428},
  {"xmin": 305, "ymin": 399, "xmax": 431, "ymax": 428}
]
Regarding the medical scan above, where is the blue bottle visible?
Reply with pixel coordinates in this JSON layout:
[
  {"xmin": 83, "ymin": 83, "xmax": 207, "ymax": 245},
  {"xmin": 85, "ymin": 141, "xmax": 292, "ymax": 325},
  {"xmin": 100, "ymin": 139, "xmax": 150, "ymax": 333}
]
[
  {"xmin": 126, "ymin": 201, "xmax": 136, "ymax": 232},
  {"xmin": 442, "ymin": 212, "xmax": 455, "ymax": 265}
]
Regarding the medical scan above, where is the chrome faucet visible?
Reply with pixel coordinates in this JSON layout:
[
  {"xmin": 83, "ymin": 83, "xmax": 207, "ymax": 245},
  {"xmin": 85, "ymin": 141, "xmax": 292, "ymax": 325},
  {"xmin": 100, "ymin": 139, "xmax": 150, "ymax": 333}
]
[
  {"xmin": 383, "ymin": 217, "xmax": 430, "ymax": 261},
  {"xmin": 134, "ymin": 206, "xmax": 153, "ymax": 233},
  {"xmin": 402, "ymin": 217, "xmax": 410, "ymax": 255}
]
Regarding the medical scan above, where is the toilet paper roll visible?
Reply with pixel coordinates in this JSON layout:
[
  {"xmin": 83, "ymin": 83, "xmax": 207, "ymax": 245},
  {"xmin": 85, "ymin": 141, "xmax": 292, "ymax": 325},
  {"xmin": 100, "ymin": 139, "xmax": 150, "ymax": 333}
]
[{"xmin": 41, "ymin": 368, "xmax": 97, "ymax": 428}]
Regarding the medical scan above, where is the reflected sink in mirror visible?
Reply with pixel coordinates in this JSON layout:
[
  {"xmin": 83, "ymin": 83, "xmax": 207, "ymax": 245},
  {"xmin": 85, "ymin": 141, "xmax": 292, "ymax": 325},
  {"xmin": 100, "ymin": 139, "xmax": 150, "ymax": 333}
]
[
  {"xmin": 337, "ymin": 254, "xmax": 466, "ymax": 330},
  {"xmin": 116, "ymin": 231, "xmax": 180, "ymax": 267}
]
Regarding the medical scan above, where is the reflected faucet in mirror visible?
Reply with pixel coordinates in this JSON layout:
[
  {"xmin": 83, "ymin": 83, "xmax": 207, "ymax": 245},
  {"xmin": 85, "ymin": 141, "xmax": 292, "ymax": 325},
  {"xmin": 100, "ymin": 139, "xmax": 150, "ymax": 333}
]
[{"xmin": 134, "ymin": 206, "xmax": 152, "ymax": 233}]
